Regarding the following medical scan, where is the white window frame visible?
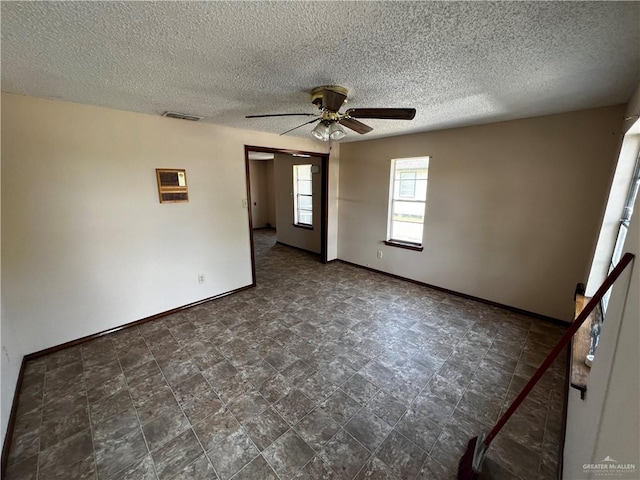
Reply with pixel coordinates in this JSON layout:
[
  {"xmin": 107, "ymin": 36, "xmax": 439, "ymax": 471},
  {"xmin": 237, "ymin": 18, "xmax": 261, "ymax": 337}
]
[
  {"xmin": 386, "ymin": 156, "xmax": 429, "ymax": 248},
  {"xmin": 293, "ymin": 164, "xmax": 313, "ymax": 227}
]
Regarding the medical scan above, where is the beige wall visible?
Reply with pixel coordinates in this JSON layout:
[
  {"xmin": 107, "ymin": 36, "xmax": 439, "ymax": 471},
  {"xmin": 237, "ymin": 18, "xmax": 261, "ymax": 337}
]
[
  {"xmin": 274, "ymin": 154, "xmax": 322, "ymax": 254},
  {"xmin": 0, "ymin": 93, "xmax": 331, "ymax": 444},
  {"xmin": 563, "ymin": 194, "xmax": 639, "ymax": 479},
  {"xmin": 338, "ymin": 105, "xmax": 625, "ymax": 320}
]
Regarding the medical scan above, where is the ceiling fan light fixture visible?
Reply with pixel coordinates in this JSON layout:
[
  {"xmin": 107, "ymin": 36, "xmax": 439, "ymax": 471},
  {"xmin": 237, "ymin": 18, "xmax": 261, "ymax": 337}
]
[
  {"xmin": 328, "ymin": 122, "xmax": 347, "ymax": 140},
  {"xmin": 311, "ymin": 122, "xmax": 330, "ymax": 141}
]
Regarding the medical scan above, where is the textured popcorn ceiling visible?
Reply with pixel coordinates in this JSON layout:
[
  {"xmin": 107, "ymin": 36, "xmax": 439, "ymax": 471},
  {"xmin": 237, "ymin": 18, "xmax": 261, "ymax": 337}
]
[{"xmin": 2, "ymin": 1, "xmax": 639, "ymax": 141}]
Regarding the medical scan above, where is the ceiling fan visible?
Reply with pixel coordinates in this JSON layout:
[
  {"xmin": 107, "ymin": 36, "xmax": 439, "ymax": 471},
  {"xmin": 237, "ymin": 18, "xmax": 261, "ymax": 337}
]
[{"xmin": 246, "ymin": 85, "xmax": 416, "ymax": 141}]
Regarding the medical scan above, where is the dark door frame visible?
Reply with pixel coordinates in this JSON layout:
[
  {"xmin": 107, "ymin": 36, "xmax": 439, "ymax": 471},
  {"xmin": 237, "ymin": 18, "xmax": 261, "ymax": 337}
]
[{"xmin": 244, "ymin": 145, "xmax": 330, "ymax": 285}]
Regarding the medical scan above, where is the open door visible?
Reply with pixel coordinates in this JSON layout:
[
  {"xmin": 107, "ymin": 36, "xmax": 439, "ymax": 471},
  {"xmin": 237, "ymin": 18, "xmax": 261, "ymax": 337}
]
[{"xmin": 244, "ymin": 145, "xmax": 329, "ymax": 284}]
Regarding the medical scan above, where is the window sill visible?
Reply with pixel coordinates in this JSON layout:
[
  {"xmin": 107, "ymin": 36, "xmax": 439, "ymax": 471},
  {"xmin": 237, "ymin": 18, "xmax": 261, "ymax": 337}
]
[
  {"xmin": 383, "ymin": 240, "xmax": 424, "ymax": 252},
  {"xmin": 293, "ymin": 223, "xmax": 313, "ymax": 230}
]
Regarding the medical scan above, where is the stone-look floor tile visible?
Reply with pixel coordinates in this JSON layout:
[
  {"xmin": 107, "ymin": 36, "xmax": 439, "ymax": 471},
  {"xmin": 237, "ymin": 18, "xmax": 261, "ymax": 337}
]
[
  {"xmin": 375, "ymin": 430, "xmax": 428, "ymax": 480},
  {"xmin": 43, "ymin": 390, "xmax": 87, "ymax": 419},
  {"xmin": 319, "ymin": 389, "xmax": 362, "ymax": 426},
  {"xmin": 274, "ymin": 389, "xmax": 315, "ymax": 426},
  {"xmin": 118, "ymin": 347, "xmax": 155, "ymax": 373},
  {"xmin": 258, "ymin": 373, "xmax": 293, "ymax": 404},
  {"xmin": 412, "ymin": 391, "xmax": 456, "ymax": 427},
  {"xmin": 280, "ymin": 360, "xmax": 314, "ymax": 386},
  {"xmin": 318, "ymin": 360, "xmax": 357, "ymax": 386},
  {"xmin": 423, "ymin": 374, "xmax": 466, "ymax": 407},
  {"xmin": 141, "ymin": 404, "xmax": 190, "ymax": 451},
  {"xmin": 186, "ymin": 342, "xmax": 225, "ymax": 371},
  {"xmin": 299, "ymin": 372, "xmax": 338, "ymax": 404},
  {"xmin": 172, "ymin": 373, "xmax": 211, "ymax": 405},
  {"xmin": 123, "ymin": 360, "xmax": 161, "ymax": 384},
  {"xmin": 395, "ymin": 406, "xmax": 442, "ymax": 453},
  {"xmin": 239, "ymin": 360, "xmax": 278, "ymax": 388},
  {"xmin": 207, "ymin": 429, "xmax": 260, "ymax": 480},
  {"xmin": 90, "ymin": 389, "xmax": 133, "ymax": 425},
  {"xmin": 293, "ymin": 456, "xmax": 338, "ymax": 479},
  {"xmin": 156, "ymin": 352, "xmax": 200, "ymax": 388},
  {"xmin": 365, "ymin": 390, "xmax": 407, "ymax": 426},
  {"xmin": 40, "ymin": 405, "xmax": 89, "ymax": 449},
  {"xmin": 344, "ymin": 410, "xmax": 392, "ymax": 453},
  {"xmin": 135, "ymin": 389, "xmax": 180, "ymax": 425},
  {"xmin": 456, "ymin": 390, "xmax": 503, "ymax": 426},
  {"xmin": 243, "ymin": 407, "xmax": 289, "ymax": 451},
  {"xmin": 169, "ymin": 452, "xmax": 216, "ymax": 480},
  {"xmin": 8, "ymin": 427, "xmax": 40, "ymax": 466},
  {"xmin": 228, "ymin": 390, "xmax": 271, "ymax": 424},
  {"xmin": 430, "ymin": 411, "xmax": 489, "ymax": 472},
  {"xmin": 12, "ymin": 408, "xmax": 42, "ymax": 438},
  {"xmin": 353, "ymin": 456, "xmax": 397, "ymax": 480},
  {"xmin": 87, "ymin": 373, "xmax": 128, "ymax": 405},
  {"xmin": 415, "ymin": 456, "xmax": 456, "ymax": 479},
  {"xmin": 341, "ymin": 374, "xmax": 379, "ymax": 405},
  {"xmin": 108, "ymin": 455, "xmax": 157, "ymax": 479},
  {"xmin": 183, "ymin": 390, "xmax": 224, "ymax": 425},
  {"xmin": 44, "ymin": 453, "xmax": 97, "ymax": 480},
  {"xmin": 5, "ymin": 455, "xmax": 38, "ymax": 480},
  {"xmin": 84, "ymin": 361, "xmax": 123, "ymax": 391},
  {"xmin": 192, "ymin": 406, "xmax": 241, "ymax": 451},
  {"xmin": 128, "ymin": 372, "xmax": 172, "ymax": 408},
  {"xmin": 204, "ymin": 362, "xmax": 253, "ymax": 404},
  {"xmin": 92, "ymin": 408, "xmax": 140, "ymax": 447},
  {"xmin": 486, "ymin": 434, "xmax": 541, "ymax": 479},
  {"xmin": 151, "ymin": 429, "xmax": 204, "ymax": 480},
  {"xmin": 319, "ymin": 429, "xmax": 371, "ymax": 480},
  {"xmin": 44, "ymin": 348, "xmax": 83, "ymax": 371},
  {"xmin": 293, "ymin": 456, "xmax": 339, "ymax": 480},
  {"xmin": 263, "ymin": 429, "xmax": 315, "ymax": 479},
  {"xmin": 95, "ymin": 427, "xmax": 148, "ymax": 479},
  {"xmin": 232, "ymin": 455, "xmax": 278, "ymax": 479},
  {"xmin": 38, "ymin": 428, "xmax": 94, "ymax": 478},
  {"xmin": 44, "ymin": 363, "xmax": 85, "ymax": 401},
  {"xmin": 294, "ymin": 409, "xmax": 341, "ymax": 452},
  {"xmin": 15, "ymin": 388, "xmax": 44, "ymax": 418}
]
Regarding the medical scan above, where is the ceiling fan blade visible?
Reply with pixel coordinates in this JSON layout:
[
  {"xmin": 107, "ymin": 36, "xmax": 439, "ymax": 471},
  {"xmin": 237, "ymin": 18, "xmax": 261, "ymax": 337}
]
[
  {"xmin": 246, "ymin": 113, "xmax": 317, "ymax": 118},
  {"xmin": 280, "ymin": 118, "xmax": 320, "ymax": 136},
  {"xmin": 323, "ymin": 89, "xmax": 347, "ymax": 111},
  {"xmin": 339, "ymin": 117, "xmax": 373, "ymax": 134},
  {"xmin": 345, "ymin": 108, "xmax": 416, "ymax": 120}
]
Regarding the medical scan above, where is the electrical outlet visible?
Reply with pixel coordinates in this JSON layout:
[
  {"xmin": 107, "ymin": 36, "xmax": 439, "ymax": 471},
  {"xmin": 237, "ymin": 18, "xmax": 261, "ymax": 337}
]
[
  {"xmin": 377, "ymin": 250, "xmax": 383, "ymax": 259},
  {"xmin": 198, "ymin": 274, "xmax": 205, "ymax": 284}
]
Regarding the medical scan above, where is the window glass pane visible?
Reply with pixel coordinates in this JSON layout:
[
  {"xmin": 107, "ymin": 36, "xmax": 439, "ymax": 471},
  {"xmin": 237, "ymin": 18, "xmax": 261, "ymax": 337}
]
[
  {"xmin": 391, "ymin": 221, "xmax": 424, "ymax": 244},
  {"xmin": 293, "ymin": 164, "xmax": 313, "ymax": 226},
  {"xmin": 298, "ymin": 212, "xmax": 312, "ymax": 225},
  {"xmin": 298, "ymin": 195, "xmax": 312, "ymax": 209},
  {"xmin": 298, "ymin": 180, "xmax": 312, "ymax": 195},
  {"xmin": 388, "ymin": 156, "xmax": 429, "ymax": 244}
]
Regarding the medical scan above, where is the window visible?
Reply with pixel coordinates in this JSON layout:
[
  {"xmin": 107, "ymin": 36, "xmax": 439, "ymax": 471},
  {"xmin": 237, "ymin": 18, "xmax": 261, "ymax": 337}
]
[
  {"xmin": 387, "ymin": 156, "xmax": 429, "ymax": 247},
  {"xmin": 293, "ymin": 164, "xmax": 313, "ymax": 227},
  {"xmin": 603, "ymin": 152, "xmax": 640, "ymax": 311}
]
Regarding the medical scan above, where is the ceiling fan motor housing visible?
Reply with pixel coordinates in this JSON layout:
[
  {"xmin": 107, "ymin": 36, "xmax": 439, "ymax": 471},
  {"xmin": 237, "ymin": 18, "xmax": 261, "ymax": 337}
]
[{"xmin": 311, "ymin": 85, "xmax": 349, "ymax": 110}]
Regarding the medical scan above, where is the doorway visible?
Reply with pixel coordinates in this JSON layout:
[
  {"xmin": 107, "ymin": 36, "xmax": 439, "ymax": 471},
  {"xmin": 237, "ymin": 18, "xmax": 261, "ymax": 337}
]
[{"xmin": 244, "ymin": 145, "xmax": 329, "ymax": 284}]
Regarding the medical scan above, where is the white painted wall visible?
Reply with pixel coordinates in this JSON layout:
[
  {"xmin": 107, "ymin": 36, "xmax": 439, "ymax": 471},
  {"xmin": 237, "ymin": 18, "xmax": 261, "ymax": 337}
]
[
  {"xmin": 338, "ymin": 105, "xmax": 625, "ymax": 321},
  {"xmin": 563, "ymin": 193, "xmax": 639, "ymax": 479},
  {"xmin": 0, "ymin": 93, "xmax": 331, "ymax": 446},
  {"xmin": 274, "ymin": 154, "xmax": 322, "ymax": 254}
]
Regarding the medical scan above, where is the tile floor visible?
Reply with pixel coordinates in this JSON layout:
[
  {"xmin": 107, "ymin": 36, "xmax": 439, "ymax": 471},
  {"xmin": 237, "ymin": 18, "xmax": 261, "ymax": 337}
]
[{"xmin": 5, "ymin": 229, "xmax": 568, "ymax": 480}]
